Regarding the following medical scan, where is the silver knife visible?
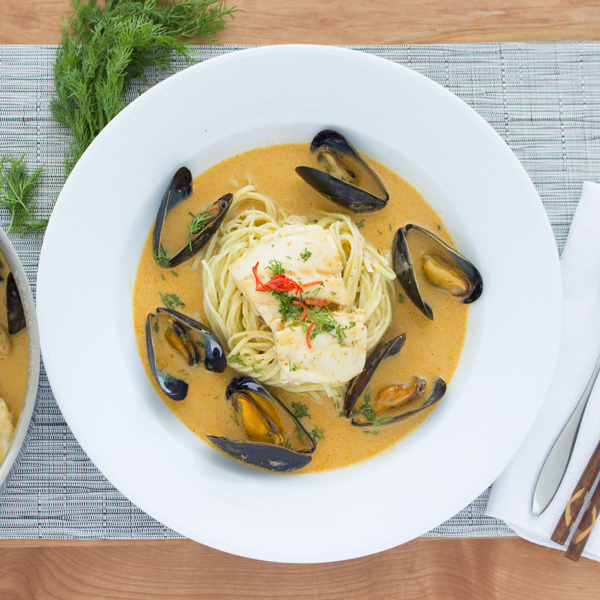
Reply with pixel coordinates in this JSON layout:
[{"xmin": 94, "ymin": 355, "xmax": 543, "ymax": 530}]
[{"xmin": 531, "ymin": 350, "xmax": 600, "ymax": 516}]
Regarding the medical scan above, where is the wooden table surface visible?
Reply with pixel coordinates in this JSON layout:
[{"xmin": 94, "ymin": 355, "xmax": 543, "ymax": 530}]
[{"xmin": 2, "ymin": 1, "xmax": 600, "ymax": 598}]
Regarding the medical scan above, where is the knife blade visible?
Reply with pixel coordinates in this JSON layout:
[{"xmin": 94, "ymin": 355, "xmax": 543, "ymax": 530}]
[{"xmin": 531, "ymin": 350, "xmax": 600, "ymax": 516}]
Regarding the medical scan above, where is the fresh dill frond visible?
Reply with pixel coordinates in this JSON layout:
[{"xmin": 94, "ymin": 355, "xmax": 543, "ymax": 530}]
[
  {"xmin": 310, "ymin": 426, "xmax": 325, "ymax": 444},
  {"xmin": 351, "ymin": 391, "xmax": 391, "ymax": 427},
  {"xmin": 52, "ymin": 0, "xmax": 239, "ymax": 177},
  {"xmin": 300, "ymin": 248, "xmax": 312, "ymax": 262},
  {"xmin": 186, "ymin": 209, "xmax": 213, "ymax": 250},
  {"xmin": 159, "ymin": 291, "xmax": 185, "ymax": 310},
  {"xmin": 153, "ymin": 244, "xmax": 170, "ymax": 268},
  {"xmin": 0, "ymin": 156, "xmax": 46, "ymax": 235},
  {"xmin": 229, "ymin": 353, "xmax": 247, "ymax": 367},
  {"xmin": 267, "ymin": 259, "xmax": 285, "ymax": 276},
  {"xmin": 291, "ymin": 401, "xmax": 310, "ymax": 419}
]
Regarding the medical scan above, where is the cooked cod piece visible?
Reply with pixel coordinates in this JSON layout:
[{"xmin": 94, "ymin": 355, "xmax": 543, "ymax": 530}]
[
  {"xmin": 275, "ymin": 310, "xmax": 367, "ymax": 385},
  {"xmin": 0, "ymin": 397, "xmax": 14, "ymax": 463},
  {"xmin": 229, "ymin": 224, "xmax": 349, "ymax": 331}
]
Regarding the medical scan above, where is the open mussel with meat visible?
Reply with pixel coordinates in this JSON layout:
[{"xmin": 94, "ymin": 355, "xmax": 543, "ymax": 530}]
[
  {"xmin": 344, "ymin": 334, "xmax": 447, "ymax": 426},
  {"xmin": 392, "ymin": 224, "xmax": 483, "ymax": 320},
  {"xmin": 146, "ymin": 308, "xmax": 227, "ymax": 401},
  {"xmin": 207, "ymin": 376, "xmax": 316, "ymax": 472},
  {"xmin": 152, "ymin": 167, "xmax": 233, "ymax": 268},
  {"xmin": 295, "ymin": 130, "xmax": 389, "ymax": 213}
]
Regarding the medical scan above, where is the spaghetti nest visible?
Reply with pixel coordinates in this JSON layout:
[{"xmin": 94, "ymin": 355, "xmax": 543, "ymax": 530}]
[{"xmin": 198, "ymin": 184, "xmax": 396, "ymax": 395}]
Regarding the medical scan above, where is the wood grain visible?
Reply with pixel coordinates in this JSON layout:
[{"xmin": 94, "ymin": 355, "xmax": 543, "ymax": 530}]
[
  {"xmin": 566, "ymin": 479, "xmax": 600, "ymax": 561},
  {"xmin": 1, "ymin": 0, "xmax": 600, "ymax": 45},
  {"xmin": 552, "ymin": 439, "xmax": 600, "ymax": 545},
  {"xmin": 0, "ymin": 537, "xmax": 598, "ymax": 600},
  {"xmin": 1, "ymin": 1, "xmax": 600, "ymax": 597}
]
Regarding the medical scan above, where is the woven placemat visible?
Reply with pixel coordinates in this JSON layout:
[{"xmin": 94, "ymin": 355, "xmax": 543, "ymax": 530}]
[{"xmin": 1, "ymin": 42, "xmax": 599, "ymax": 540}]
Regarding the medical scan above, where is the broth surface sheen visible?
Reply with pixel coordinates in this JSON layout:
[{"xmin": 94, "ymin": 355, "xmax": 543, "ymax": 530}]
[{"xmin": 133, "ymin": 143, "xmax": 468, "ymax": 473}]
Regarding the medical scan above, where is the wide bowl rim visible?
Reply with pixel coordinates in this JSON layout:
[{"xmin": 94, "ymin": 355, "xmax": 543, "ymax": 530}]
[{"xmin": 37, "ymin": 44, "xmax": 562, "ymax": 562}]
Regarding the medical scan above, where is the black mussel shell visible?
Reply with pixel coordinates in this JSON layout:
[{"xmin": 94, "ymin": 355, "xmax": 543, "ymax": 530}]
[
  {"xmin": 295, "ymin": 130, "xmax": 389, "ymax": 213},
  {"xmin": 152, "ymin": 167, "xmax": 233, "ymax": 268},
  {"xmin": 344, "ymin": 334, "xmax": 406, "ymax": 417},
  {"xmin": 156, "ymin": 308, "xmax": 227, "ymax": 373},
  {"xmin": 7, "ymin": 272, "xmax": 26, "ymax": 335},
  {"xmin": 392, "ymin": 224, "xmax": 483, "ymax": 321},
  {"xmin": 226, "ymin": 376, "xmax": 315, "ymax": 453},
  {"xmin": 146, "ymin": 313, "xmax": 188, "ymax": 401},
  {"xmin": 351, "ymin": 377, "xmax": 447, "ymax": 427},
  {"xmin": 206, "ymin": 437, "xmax": 313, "ymax": 472},
  {"xmin": 207, "ymin": 376, "xmax": 315, "ymax": 472}
]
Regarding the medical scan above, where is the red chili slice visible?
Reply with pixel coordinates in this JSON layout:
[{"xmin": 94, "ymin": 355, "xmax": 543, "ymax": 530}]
[
  {"xmin": 292, "ymin": 300, "xmax": 308, "ymax": 321},
  {"xmin": 304, "ymin": 298, "xmax": 328, "ymax": 306},
  {"xmin": 252, "ymin": 262, "xmax": 269, "ymax": 292},
  {"xmin": 306, "ymin": 322, "xmax": 316, "ymax": 349},
  {"xmin": 300, "ymin": 280, "xmax": 323, "ymax": 290}
]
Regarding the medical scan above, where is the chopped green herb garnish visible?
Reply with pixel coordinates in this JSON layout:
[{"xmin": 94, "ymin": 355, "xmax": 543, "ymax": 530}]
[
  {"xmin": 250, "ymin": 363, "xmax": 262, "ymax": 375},
  {"xmin": 437, "ymin": 224, "xmax": 441, "ymax": 230},
  {"xmin": 311, "ymin": 426, "xmax": 325, "ymax": 444},
  {"xmin": 398, "ymin": 294, "xmax": 405, "ymax": 303},
  {"xmin": 159, "ymin": 292, "xmax": 185, "ymax": 310},
  {"xmin": 230, "ymin": 411, "xmax": 239, "ymax": 425},
  {"xmin": 162, "ymin": 372, "xmax": 172, "ymax": 384},
  {"xmin": 186, "ymin": 209, "xmax": 214, "ymax": 251},
  {"xmin": 166, "ymin": 326, "xmax": 173, "ymax": 336},
  {"xmin": 289, "ymin": 362, "xmax": 299, "ymax": 372},
  {"xmin": 229, "ymin": 353, "xmax": 247, "ymax": 367},
  {"xmin": 291, "ymin": 402, "xmax": 310, "ymax": 419},
  {"xmin": 171, "ymin": 270, "xmax": 178, "ymax": 277},
  {"xmin": 349, "ymin": 321, "xmax": 356, "ymax": 328},
  {"xmin": 389, "ymin": 223, "xmax": 392, "ymax": 231},
  {"xmin": 153, "ymin": 245, "xmax": 170, "ymax": 268},
  {"xmin": 284, "ymin": 439, "xmax": 293, "ymax": 450},
  {"xmin": 378, "ymin": 229, "xmax": 383, "ymax": 235},
  {"xmin": 161, "ymin": 274, "xmax": 166, "ymax": 281},
  {"xmin": 300, "ymin": 248, "xmax": 312, "ymax": 262},
  {"xmin": 356, "ymin": 219, "xmax": 365, "ymax": 229},
  {"xmin": 351, "ymin": 391, "xmax": 391, "ymax": 427},
  {"xmin": 153, "ymin": 319, "xmax": 159, "ymax": 333},
  {"xmin": 268, "ymin": 259, "xmax": 285, "ymax": 276},
  {"xmin": 377, "ymin": 248, "xmax": 381, "ymax": 254}
]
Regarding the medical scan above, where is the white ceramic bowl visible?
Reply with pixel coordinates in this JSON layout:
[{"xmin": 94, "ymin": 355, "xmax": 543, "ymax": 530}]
[{"xmin": 37, "ymin": 45, "xmax": 562, "ymax": 563}]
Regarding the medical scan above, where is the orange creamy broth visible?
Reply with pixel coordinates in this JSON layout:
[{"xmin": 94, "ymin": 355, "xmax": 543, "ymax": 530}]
[
  {"xmin": 133, "ymin": 143, "xmax": 468, "ymax": 473},
  {"xmin": 0, "ymin": 259, "xmax": 28, "ymax": 426}
]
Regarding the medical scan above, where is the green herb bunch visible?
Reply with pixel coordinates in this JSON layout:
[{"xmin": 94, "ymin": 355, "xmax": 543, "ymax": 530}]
[
  {"xmin": 0, "ymin": 156, "xmax": 47, "ymax": 234},
  {"xmin": 52, "ymin": 0, "xmax": 238, "ymax": 177}
]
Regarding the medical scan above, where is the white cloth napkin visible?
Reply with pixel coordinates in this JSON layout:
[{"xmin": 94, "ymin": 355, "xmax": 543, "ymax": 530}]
[{"xmin": 487, "ymin": 182, "xmax": 600, "ymax": 561}]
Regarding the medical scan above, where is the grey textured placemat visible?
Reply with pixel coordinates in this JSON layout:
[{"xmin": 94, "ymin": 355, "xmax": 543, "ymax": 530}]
[{"xmin": 1, "ymin": 42, "xmax": 599, "ymax": 540}]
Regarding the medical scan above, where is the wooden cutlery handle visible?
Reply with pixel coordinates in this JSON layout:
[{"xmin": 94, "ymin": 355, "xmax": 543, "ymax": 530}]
[
  {"xmin": 551, "ymin": 439, "xmax": 600, "ymax": 545},
  {"xmin": 565, "ymin": 480, "xmax": 600, "ymax": 561}
]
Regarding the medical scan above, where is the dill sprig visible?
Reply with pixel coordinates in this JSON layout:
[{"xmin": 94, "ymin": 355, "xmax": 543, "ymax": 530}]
[
  {"xmin": 0, "ymin": 156, "xmax": 47, "ymax": 235},
  {"xmin": 52, "ymin": 0, "xmax": 238, "ymax": 177},
  {"xmin": 186, "ymin": 209, "xmax": 213, "ymax": 250},
  {"xmin": 352, "ymin": 391, "xmax": 391, "ymax": 427},
  {"xmin": 159, "ymin": 291, "xmax": 184, "ymax": 309}
]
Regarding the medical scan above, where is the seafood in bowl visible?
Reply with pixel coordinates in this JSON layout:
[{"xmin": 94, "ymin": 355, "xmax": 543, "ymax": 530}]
[{"xmin": 133, "ymin": 131, "xmax": 483, "ymax": 473}]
